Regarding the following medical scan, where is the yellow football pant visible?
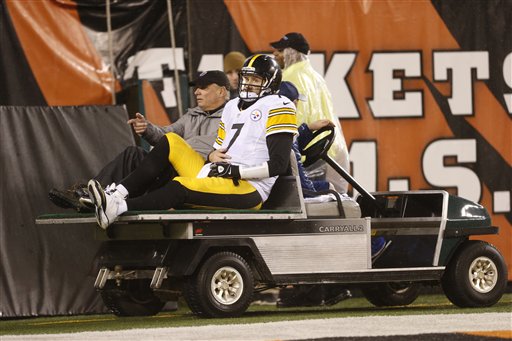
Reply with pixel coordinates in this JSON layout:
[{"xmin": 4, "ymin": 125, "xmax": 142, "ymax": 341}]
[{"xmin": 165, "ymin": 133, "xmax": 262, "ymax": 210}]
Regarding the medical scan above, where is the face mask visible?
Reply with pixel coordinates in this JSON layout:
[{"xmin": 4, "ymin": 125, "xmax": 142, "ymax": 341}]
[{"xmin": 239, "ymin": 90, "xmax": 260, "ymax": 101}]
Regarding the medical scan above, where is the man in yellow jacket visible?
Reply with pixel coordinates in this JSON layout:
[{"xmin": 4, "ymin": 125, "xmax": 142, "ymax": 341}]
[
  {"xmin": 271, "ymin": 32, "xmax": 350, "ymax": 193},
  {"xmin": 270, "ymin": 33, "xmax": 352, "ymax": 308}
]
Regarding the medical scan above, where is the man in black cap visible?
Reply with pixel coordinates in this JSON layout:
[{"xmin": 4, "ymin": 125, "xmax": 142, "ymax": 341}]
[
  {"xmin": 270, "ymin": 32, "xmax": 350, "ymax": 195},
  {"xmin": 49, "ymin": 70, "xmax": 230, "ymax": 212},
  {"xmin": 270, "ymin": 32, "xmax": 310, "ymax": 69},
  {"xmin": 130, "ymin": 70, "xmax": 230, "ymax": 153}
]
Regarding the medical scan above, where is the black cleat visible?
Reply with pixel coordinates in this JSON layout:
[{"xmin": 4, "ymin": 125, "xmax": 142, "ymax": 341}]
[{"xmin": 48, "ymin": 184, "xmax": 93, "ymax": 213}]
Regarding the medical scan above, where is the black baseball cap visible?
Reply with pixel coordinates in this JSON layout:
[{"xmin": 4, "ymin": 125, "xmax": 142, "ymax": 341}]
[
  {"xmin": 189, "ymin": 70, "xmax": 230, "ymax": 90},
  {"xmin": 270, "ymin": 32, "xmax": 310, "ymax": 54}
]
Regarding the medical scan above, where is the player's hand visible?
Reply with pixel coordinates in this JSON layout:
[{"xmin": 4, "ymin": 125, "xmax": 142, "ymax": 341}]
[
  {"xmin": 208, "ymin": 162, "xmax": 240, "ymax": 179},
  {"xmin": 127, "ymin": 113, "xmax": 148, "ymax": 135},
  {"xmin": 308, "ymin": 119, "xmax": 334, "ymax": 131},
  {"xmin": 208, "ymin": 148, "xmax": 231, "ymax": 163}
]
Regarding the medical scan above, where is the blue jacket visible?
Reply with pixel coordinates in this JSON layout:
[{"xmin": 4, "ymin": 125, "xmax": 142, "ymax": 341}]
[{"xmin": 294, "ymin": 123, "xmax": 330, "ymax": 197}]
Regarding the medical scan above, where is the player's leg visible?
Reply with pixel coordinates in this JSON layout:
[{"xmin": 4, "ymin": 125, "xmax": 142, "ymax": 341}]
[
  {"xmin": 49, "ymin": 146, "xmax": 150, "ymax": 211},
  {"xmin": 173, "ymin": 176, "xmax": 262, "ymax": 210},
  {"xmin": 89, "ymin": 133, "xmax": 205, "ymax": 228},
  {"xmin": 89, "ymin": 176, "xmax": 261, "ymax": 229},
  {"xmin": 120, "ymin": 133, "xmax": 204, "ymax": 196}
]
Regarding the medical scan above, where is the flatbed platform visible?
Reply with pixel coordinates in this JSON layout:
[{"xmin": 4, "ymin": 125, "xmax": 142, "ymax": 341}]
[{"xmin": 36, "ymin": 209, "xmax": 306, "ymax": 225}]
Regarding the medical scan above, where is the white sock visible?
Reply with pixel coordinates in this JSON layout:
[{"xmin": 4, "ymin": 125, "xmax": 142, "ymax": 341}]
[
  {"xmin": 115, "ymin": 184, "xmax": 129, "ymax": 199},
  {"xmin": 111, "ymin": 184, "xmax": 128, "ymax": 215},
  {"xmin": 117, "ymin": 200, "xmax": 128, "ymax": 215}
]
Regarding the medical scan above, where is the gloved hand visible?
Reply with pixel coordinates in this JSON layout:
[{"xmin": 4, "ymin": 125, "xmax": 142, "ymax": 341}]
[{"xmin": 208, "ymin": 162, "xmax": 241, "ymax": 179}]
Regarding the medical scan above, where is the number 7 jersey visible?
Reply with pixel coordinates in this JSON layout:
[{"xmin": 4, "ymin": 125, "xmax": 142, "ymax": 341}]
[{"xmin": 202, "ymin": 95, "xmax": 297, "ymax": 202}]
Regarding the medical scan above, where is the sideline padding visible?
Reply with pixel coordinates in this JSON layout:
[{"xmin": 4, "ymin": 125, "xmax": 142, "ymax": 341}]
[{"xmin": 0, "ymin": 105, "xmax": 135, "ymax": 317}]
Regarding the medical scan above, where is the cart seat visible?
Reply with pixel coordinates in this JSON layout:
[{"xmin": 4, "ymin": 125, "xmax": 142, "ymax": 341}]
[{"xmin": 305, "ymin": 193, "xmax": 361, "ymax": 218}]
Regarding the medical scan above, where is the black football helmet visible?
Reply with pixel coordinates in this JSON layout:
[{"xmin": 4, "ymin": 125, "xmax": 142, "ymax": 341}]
[{"xmin": 238, "ymin": 54, "xmax": 282, "ymax": 102}]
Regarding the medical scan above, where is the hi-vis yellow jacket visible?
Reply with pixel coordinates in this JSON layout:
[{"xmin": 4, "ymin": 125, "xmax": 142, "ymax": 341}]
[{"xmin": 283, "ymin": 59, "xmax": 350, "ymax": 192}]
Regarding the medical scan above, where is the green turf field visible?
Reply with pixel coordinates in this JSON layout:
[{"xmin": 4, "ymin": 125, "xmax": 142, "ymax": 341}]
[{"xmin": 1, "ymin": 293, "xmax": 510, "ymax": 336}]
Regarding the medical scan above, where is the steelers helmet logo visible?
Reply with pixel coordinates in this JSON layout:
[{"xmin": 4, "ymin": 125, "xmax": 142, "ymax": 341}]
[{"xmin": 250, "ymin": 110, "xmax": 262, "ymax": 121}]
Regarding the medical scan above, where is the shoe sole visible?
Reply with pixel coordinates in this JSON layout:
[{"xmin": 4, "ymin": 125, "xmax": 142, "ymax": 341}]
[
  {"xmin": 79, "ymin": 196, "xmax": 94, "ymax": 208},
  {"xmin": 48, "ymin": 190, "xmax": 78, "ymax": 209},
  {"xmin": 87, "ymin": 180, "xmax": 109, "ymax": 229}
]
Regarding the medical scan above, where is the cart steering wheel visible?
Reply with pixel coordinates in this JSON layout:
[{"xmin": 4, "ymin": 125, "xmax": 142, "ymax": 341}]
[{"xmin": 301, "ymin": 125, "xmax": 335, "ymax": 167}]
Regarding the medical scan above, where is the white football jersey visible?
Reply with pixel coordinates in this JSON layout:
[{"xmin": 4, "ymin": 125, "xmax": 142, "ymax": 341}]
[{"xmin": 197, "ymin": 95, "xmax": 297, "ymax": 201}]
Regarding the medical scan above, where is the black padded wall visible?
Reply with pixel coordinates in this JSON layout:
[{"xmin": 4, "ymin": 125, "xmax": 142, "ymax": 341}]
[{"xmin": 0, "ymin": 105, "xmax": 135, "ymax": 317}]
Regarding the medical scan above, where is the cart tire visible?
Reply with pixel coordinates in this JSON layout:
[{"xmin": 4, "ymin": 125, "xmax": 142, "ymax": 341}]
[
  {"xmin": 441, "ymin": 240, "xmax": 507, "ymax": 308},
  {"xmin": 361, "ymin": 282, "xmax": 421, "ymax": 307},
  {"xmin": 184, "ymin": 251, "xmax": 254, "ymax": 318},
  {"xmin": 100, "ymin": 279, "xmax": 165, "ymax": 316}
]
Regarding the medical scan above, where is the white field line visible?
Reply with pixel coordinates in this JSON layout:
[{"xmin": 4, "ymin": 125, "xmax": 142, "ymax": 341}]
[{"xmin": 2, "ymin": 312, "xmax": 511, "ymax": 341}]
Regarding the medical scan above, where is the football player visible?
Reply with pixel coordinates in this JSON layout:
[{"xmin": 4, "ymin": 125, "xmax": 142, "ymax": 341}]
[{"xmin": 88, "ymin": 54, "xmax": 298, "ymax": 229}]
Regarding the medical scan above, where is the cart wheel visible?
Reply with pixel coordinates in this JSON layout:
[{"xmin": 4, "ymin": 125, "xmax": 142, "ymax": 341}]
[
  {"xmin": 100, "ymin": 279, "xmax": 165, "ymax": 316},
  {"xmin": 361, "ymin": 281, "xmax": 421, "ymax": 307},
  {"xmin": 442, "ymin": 240, "xmax": 507, "ymax": 307},
  {"xmin": 184, "ymin": 251, "xmax": 254, "ymax": 318}
]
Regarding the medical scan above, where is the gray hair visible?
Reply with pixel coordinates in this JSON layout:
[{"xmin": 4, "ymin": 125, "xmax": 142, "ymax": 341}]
[{"xmin": 283, "ymin": 47, "xmax": 308, "ymax": 69}]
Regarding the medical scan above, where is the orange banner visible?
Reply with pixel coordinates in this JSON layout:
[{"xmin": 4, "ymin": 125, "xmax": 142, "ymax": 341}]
[{"xmin": 6, "ymin": 0, "xmax": 116, "ymax": 105}]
